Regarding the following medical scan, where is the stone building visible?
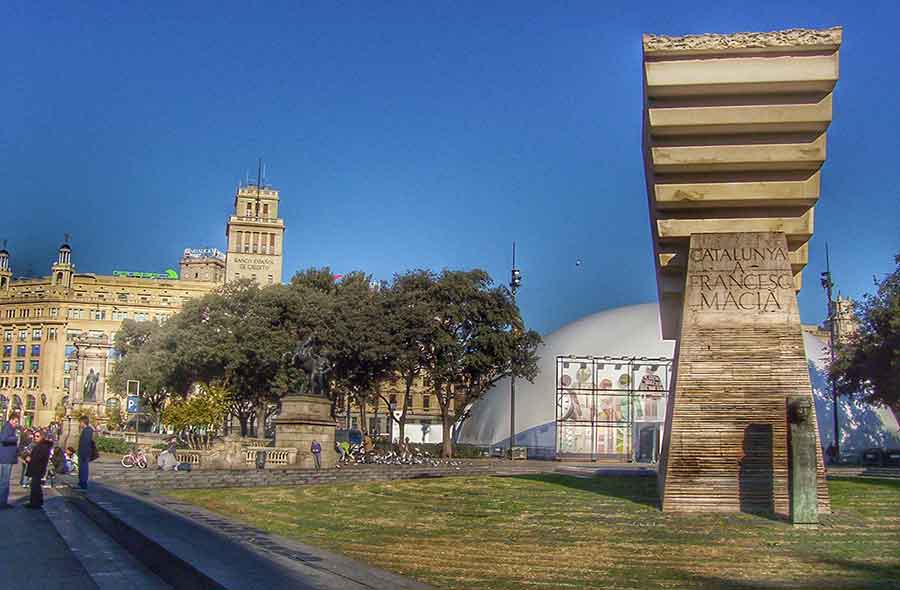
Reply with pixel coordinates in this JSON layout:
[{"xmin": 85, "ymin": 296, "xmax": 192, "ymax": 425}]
[
  {"xmin": 0, "ymin": 243, "xmax": 217, "ymax": 426},
  {"xmin": 0, "ymin": 176, "xmax": 288, "ymax": 426},
  {"xmin": 224, "ymin": 183, "xmax": 285, "ymax": 285}
]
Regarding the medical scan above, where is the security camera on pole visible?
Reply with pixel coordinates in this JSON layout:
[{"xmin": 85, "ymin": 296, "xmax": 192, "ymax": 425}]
[{"xmin": 509, "ymin": 242, "xmax": 522, "ymax": 459}]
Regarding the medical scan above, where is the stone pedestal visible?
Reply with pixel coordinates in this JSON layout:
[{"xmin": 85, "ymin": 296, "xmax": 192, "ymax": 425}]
[
  {"xmin": 274, "ymin": 394, "xmax": 336, "ymax": 469},
  {"xmin": 657, "ymin": 232, "xmax": 829, "ymax": 515}
]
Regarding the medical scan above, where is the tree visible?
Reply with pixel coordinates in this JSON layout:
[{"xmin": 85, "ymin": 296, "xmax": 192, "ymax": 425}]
[
  {"xmin": 322, "ymin": 272, "xmax": 395, "ymax": 434},
  {"xmin": 379, "ymin": 270, "xmax": 439, "ymax": 443},
  {"xmin": 422, "ymin": 269, "xmax": 541, "ymax": 457},
  {"xmin": 161, "ymin": 384, "xmax": 227, "ymax": 449},
  {"xmin": 109, "ymin": 320, "xmax": 185, "ymax": 423},
  {"xmin": 831, "ymin": 253, "xmax": 900, "ymax": 421}
]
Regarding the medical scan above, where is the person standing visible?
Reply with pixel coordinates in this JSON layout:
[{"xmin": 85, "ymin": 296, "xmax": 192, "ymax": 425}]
[
  {"xmin": 18, "ymin": 427, "xmax": 33, "ymax": 488},
  {"xmin": 25, "ymin": 430, "xmax": 51, "ymax": 509},
  {"xmin": 76, "ymin": 415, "xmax": 94, "ymax": 490},
  {"xmin": 310, "ymin": 440, "xmax": 322, "ymax": 471},
  {"xmin": 0, "ymin": 414, "xmax": 20, "ymax": 508}
]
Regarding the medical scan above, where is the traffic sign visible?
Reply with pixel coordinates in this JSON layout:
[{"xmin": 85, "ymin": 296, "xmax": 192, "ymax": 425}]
[{"xmin": 126, "ymin": 395, "xmax": 142, "ymax": 414}]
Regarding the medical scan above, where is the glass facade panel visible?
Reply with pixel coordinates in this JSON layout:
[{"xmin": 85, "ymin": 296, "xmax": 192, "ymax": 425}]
[{"xmin": 556, "ymin": 356, "xmax": 671, "ymax": 462}]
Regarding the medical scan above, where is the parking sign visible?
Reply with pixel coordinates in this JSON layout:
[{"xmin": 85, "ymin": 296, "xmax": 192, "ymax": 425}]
[{"xmin": 126, "ymin": 395, "xmax": 142, "ymax": 414}]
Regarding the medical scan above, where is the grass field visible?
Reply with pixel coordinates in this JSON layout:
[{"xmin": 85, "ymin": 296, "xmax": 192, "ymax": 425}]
[{"xmin": 169, "ymin": 475, "xmax": 900, "ymax": 590}]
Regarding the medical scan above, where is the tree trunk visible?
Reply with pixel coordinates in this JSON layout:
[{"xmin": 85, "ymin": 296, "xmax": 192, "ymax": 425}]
[
  {"xmin": 441, "ymin": 404, "xmax": 453, "ymax": 458},
  {"xmin": 358, "ymin": 396, "xmax": 368, "ymax": 434}
]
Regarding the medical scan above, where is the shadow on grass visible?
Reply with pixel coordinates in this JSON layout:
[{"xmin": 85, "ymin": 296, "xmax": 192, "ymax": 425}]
[
  {"xmin": 690, "ymin": 557, "xmax": 900, "ymax": 590},
  {"xmin": 508, "ymin": 473, "xmax": 660, "ymax": 509}
]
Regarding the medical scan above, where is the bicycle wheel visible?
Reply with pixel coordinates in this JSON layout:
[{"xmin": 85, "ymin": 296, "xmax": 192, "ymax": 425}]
[
  {"xmin": 137, "ymin": 457, "xmax": 148, "ymax": 469},
  {"xmin": 122, "ymin": 454, "xmax": 135, "ymax": 468}
]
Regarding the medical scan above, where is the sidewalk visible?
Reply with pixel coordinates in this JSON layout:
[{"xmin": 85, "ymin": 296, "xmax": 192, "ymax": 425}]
[
  {"xmin": 0, "ymin": 482, "xmax": 98, "ymax": 590},
  {"xmin": 60, "ymin": 480, "xmax": 433, "ymax": 590}
]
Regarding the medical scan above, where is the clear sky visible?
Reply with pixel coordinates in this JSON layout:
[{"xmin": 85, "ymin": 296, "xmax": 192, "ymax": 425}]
[{"xmin": 2, "ymin": 1, "xmax": 897, "ymax": 336}]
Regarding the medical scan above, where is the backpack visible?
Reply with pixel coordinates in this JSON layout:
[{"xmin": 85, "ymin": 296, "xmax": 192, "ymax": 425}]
[{"xmin": 90, "ymin": 439, "xmax": 99, "ymax": 462}]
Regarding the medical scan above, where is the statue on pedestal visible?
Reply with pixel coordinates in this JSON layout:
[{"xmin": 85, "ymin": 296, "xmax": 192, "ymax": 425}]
[{"xmin": 287, "ymin": 337, "xmax": 331, "ymax": 397}]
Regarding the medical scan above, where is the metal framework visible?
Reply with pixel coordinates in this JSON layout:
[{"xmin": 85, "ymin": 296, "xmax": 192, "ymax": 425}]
[{"xmin": 556, "ymin": 355, "xmax": 672, "ymax": 462}]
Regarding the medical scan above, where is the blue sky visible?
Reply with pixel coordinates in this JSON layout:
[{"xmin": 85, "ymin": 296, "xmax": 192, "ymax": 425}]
[{"xmin": 2, "ymin": 1, "xmax": 897, "ymax": 335}]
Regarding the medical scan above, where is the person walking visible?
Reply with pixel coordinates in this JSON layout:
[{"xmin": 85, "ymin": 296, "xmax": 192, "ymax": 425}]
[
  {"xmin": 0, "ymin": 414, "xmax": 20, "ymax": 508},
  {"xmin": 25, "ymin": 430, "xmax": 51, "ymax": 509},
  {"xmin": 310, "ymin": 440, "xmax": 322, "ymax": 471},
  {"xmin": 76, "ymin": 415, "xmax": 95, "ymax": 490}
]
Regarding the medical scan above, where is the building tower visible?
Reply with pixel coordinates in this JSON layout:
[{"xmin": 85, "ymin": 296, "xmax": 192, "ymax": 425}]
[
  {"xmin": 51, "ymin": 243, "xmax": 74, "ymax": 289},
  {"xmin": 224, "ymin": 170, "xmax": 285, "ymax": 286},
  {"xmin": 0, "ymin": 246, "xmax": 11, "ymax": 291}
]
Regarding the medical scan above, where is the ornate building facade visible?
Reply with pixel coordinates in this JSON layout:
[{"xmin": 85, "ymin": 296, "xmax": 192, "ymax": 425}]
[{"xmin": 0, "ymin": 177, "xmax": 287, "ymax": 426}]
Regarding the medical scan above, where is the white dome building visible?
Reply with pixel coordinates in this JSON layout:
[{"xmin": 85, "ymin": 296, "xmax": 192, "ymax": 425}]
[{"xmin": 455, "ymin": 303, "xmax": 899, "ymax": 461}]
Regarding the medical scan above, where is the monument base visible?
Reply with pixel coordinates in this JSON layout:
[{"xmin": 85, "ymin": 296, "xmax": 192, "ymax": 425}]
[
  {"xmin": 274, "ymin": 394, "xmax": 337, "ymax": 469},
  {"xmin": 658, "ymin": 232, "xmax": 829, "ymax": 515}
]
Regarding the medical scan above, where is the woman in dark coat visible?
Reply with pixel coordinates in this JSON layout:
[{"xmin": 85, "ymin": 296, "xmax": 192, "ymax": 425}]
[{"xmin": 25, "ymin": 430, "xmax": 51, "ymax": 509}]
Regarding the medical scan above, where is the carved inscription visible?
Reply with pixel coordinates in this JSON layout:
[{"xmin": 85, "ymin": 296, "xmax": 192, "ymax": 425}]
[{"xmin": 688, "ymin": 246, "xmax": 793, "ymax": 313}]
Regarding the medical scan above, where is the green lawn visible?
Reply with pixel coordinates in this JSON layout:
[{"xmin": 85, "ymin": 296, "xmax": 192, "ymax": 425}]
[{"xmin": 169, "ymin": 475, "xmax": 900, "ymax": 590}]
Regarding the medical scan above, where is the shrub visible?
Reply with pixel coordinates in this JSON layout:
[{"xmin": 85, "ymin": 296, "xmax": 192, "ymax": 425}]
[{"xmin": 95, "ymin": 436, "xmax": 131, "ymax": 455}]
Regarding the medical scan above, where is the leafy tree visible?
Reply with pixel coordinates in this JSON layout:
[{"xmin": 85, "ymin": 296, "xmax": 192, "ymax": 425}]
[
  {"xmin": 422, "ymin": 269, "xmax": 541, "ymax": 457},
  {"xmin": 161, "ymin": 384, "xmax": 227, "ymax": 449},
  {"xmin": 109, "ymin": 320, "xmax": 186, "ymax": 424},
  {"xmin": 321, "ymin": 272, "xmax": 395, "ymax": 434},
  {"xmin": 831, "ymin": 253, "xmax": 900, "ymax": 421},
  {"xmin": 379, "ymin": 270, "xmax": 439, "ymax": 443}
]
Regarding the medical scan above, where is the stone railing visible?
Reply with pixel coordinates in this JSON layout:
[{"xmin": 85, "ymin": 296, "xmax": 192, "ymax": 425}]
[{"xmin": 243, "ymin": 446, "xmax": 298, "ymax": 467}]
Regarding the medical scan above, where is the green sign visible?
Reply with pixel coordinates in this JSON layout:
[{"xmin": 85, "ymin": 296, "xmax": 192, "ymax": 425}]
[{"xmin": 113, "ymin": 268, "xmax": 179, "ymax": 280}]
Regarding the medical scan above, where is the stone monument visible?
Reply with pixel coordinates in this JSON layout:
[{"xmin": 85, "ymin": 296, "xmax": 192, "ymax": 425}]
[
  {"xmin": 642, "ymin": 27, "xmax": 842, "ymax": 515},
  {"xmin": 274, "ymin": 339, "xmax": 337, "ymax": 469}
]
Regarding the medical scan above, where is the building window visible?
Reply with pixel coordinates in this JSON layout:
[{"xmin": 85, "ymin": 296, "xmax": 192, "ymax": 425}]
[
  {"xmin": 18, "ymin": 329, "xmax": 26, "ymax": 341},
  {"xmin": 50, "ymin": 307, "xmax": 59, "ymax": 318},
  {"xmin": 117, "ymin": 293, "xmax": 128, "ymax": 302},
  {"xmin": 15, "ymin": 361, "xmax": 24, "ymax": 373},
  {"xmin": 423, "ymin": 395, "xmax": 430, "ymax": 410},
  {"xmin": 2, "ymin": 346, "xmax": 10, "ymax": 357},
  {"xmin": 63, "ymin": 377, "xmax": 71, "ymax": 390},
  {"xmin": 32, "ymin": 328, "xmax": 41, "ymax": 340},
  {"xmin": 28, "ymin": 360, "xmax": 38, "ymax": 373},
  {"xmin": 1, "ymin": 361, "xmax": 9, "ymax": 373},
  {"xmin": 26, "ymin": 394, "xmax": 35, "ymax": 410},
  {"xmin": 134, "ymin": 312, "xmax": 149, "ymax": 322},
  {"xmin": 263, "ymin": 203, "xmax": 269, "ymax": 217},
  {"xmin": 0, "ymin": 378, "xmax": 7, "ymax": 388},
  {"xmin": 48, "ymin": 328, "xmax": 57, "ymax": 341},
  {"xmin": 20, "ymin": 309, "xmax": 29, "ymax": 318},
  {"xmin": 93, "ymin": 309, "xmax": 105, "ymax": 320},
  {"xmin": 406, "ymin": 393, "xmax": 413, "ymax": 407},
  {"xmin": 34, "ymin": 308, "xmax": 43, "ymax": 318},
  {"xmin": 3, "ymin": 330, "xmax": 11, "ymax": 342},
  {"xmin": 14, "ymin": 377, "xmax": 23, "ymax": 389},
  {"xmin": 30, "ymin": 345, "xmax": 40, "ymax": 357},
  {"xmin": 112, "ymin": 310, "xmax": 128, "ymax": 321},
  {"xmin": 15, "ymin": 345, "xmax": 25, "ymax": 357},
  {"xmin": 268, "ymin": 274, "xmax": 274, "ymax": 285},
  {"xmin": 27, "ymin": 376, "xmax": 38, "ymax": 389}
]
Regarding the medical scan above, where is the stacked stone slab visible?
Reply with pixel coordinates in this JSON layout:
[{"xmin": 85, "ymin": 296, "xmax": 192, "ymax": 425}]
[{"xmin": 643, "ymin": 27, "xmax": 841, "ymax": 514}]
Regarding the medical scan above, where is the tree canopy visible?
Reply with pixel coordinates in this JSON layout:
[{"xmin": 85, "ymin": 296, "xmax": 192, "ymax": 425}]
[
  {"xmin": 831, "ymin": 253, "xmax": 900, "ymax": 421},
  {"xmin": 109, "ymin": 266, "xmax": 541, "ymax": 455}
]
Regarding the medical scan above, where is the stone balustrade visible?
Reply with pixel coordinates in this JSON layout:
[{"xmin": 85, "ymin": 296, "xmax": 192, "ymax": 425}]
[{"xmin": 243, "ymin": 446, "xmax": 298, "ymax": 467}]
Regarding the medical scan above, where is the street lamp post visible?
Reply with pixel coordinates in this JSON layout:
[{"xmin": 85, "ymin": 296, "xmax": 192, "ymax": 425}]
[
  {"xmin": 820, "ymin": 244, "xmax": 840, "ymax": 463},
  {"xmin": 509, "ymin": 242, "xmax": 522, "ymax": 459}
]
